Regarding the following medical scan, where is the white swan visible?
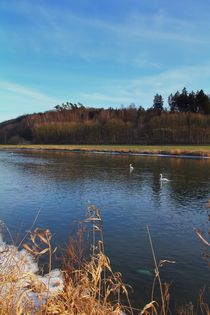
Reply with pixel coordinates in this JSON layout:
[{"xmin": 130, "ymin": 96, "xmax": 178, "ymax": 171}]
[
  {"xmin": 160, "ymin": 173, "xmax": 169, "ymax": 182},
  {"xmin": 129, "ymin": 164, "xmax": 134, "ymax": 172}
]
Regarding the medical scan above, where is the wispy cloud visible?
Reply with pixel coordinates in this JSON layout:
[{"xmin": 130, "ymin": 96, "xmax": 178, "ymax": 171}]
[
  {"xmin": 131, "ymin": 54, "xmax": 161, "ymax": 69},
  {"xmin": 0, "ymin": 0, "xmax": 210, "ymax": 119},
  {"xmin": 1, "ymin": 1, "xmax": 209, "ymax": 61},
  {"xmin": 80, "ymin": 63, "xmax": 210, "ymax": 107},
  {"xmin": 0, "ymin": 79, "xmax": 61, "ymax": 121},
  {"xmin": 0, "ymin": 80, "xmax": 60, "ymax": 104}
]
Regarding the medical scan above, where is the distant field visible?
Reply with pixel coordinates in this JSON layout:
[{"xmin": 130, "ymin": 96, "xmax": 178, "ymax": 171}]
[{"xmin": 1, "ymin": 144, "xmax": 210, "ymax": 157}]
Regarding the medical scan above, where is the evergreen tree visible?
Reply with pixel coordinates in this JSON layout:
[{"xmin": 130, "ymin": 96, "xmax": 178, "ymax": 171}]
[
  {"xmin": 178, "ymin": 87, "xmax": 189, "ymax": 112},
  {"xmin": 188, "ymin": 91, "xmax": 197, "ymax": 113},
  {"xmin": 195, "ymin": 90, "xmax": 210, "ymax": 114},
  {"xmin": 153, "ymin": 94, "xmax": 164, "ymax": 112}
]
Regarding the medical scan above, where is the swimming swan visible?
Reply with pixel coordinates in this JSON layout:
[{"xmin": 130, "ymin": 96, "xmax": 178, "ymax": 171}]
[
  {"xmin": 160, "ymin": 173, "xmax": 169, "ymax": 182},
  {"xmin": 129, "ymin": 164, "xmax": 134, "ymax": 172}
]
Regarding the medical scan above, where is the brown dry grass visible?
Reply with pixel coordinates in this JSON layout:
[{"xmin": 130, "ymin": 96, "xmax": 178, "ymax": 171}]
[
  {"xmin": 0, "ymin": 206, "xmax": 133, "ymax": 315},
  {"xmin": 0, "ymin": 206, "xmax": 209, "ymax": 315},
  {"xmin": 1, "ymin": 144, "xmax": 210, "ymax": 157}
]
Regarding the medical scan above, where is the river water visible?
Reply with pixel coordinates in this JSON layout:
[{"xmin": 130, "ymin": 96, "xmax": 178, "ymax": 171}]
[{"xmin": 0, "ymin": 150, "xmax": 209, "ymax": 309}]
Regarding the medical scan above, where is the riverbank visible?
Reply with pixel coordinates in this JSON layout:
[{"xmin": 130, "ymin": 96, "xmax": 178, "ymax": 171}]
[{"xmin": 1, "ymin": 144, "xmax": 210, "ymax": 157}]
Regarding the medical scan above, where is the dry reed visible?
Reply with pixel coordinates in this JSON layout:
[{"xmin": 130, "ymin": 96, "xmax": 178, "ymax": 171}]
[{"xmin": 0, "ymin": 206, "xmax": 209, "ymax": 314}]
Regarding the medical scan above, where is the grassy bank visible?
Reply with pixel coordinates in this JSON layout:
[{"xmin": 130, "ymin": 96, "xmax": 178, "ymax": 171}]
[{"xmin": 1, "ymin": 144, "xmax": 210, "ymax": 157}]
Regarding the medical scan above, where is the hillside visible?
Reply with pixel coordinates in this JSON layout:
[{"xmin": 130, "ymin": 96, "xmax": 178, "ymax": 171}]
[{"xmin": 1, "ymin": 94, "xmax": 210, "ymax": 145}]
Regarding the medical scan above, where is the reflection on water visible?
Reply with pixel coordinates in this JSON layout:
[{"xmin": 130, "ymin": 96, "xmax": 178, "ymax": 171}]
[{"xmin": 0, "ymin": 150, "xmax": 210, "ymax": 307}]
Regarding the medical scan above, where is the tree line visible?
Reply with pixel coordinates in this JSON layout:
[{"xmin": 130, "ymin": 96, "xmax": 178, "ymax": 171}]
[{"xmin": 1, "ymin": 87, "xmax": 210, "ymax": 145}]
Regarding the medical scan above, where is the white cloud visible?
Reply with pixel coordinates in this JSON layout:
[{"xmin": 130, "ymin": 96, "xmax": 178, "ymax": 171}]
[
  {"xmin": 80, "ymin": 63, "xmax": 210, "ymax": 107},
  {"xmin": 0, "ymin": 80, "xmax": 60, "ymax": 104},
  {"xmin": 1, "ymin": 1, "xmax": 210, "ymax": 118},
  {"xmin": 1, "ymin": 2, "xmax": 209, "ymax": 61},
  {"xmin": 131, "ymin": 54, "xmax": 161, "ymax": 69},
  {"xmin": 0, "ymin": 79, "xmax": 61, "ymax": 121}
]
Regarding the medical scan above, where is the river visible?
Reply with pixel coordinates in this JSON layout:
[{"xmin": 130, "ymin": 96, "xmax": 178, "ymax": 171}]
[{"xmin": 0, "ymin": 150, "xmax": 209, "ymax": 309}]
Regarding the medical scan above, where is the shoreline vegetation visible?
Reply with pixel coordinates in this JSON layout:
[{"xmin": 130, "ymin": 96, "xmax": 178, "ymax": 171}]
[
  {"xmin": 1, "ymin": 205, "xmax": 209, "ymax": 315},
  {"xmin": 1, "ymin": 144, "xmax": 210, "ymax": 158},
  {"xmin": 0, "ymin": 206, "xmax": 157, "ymax": 315}
]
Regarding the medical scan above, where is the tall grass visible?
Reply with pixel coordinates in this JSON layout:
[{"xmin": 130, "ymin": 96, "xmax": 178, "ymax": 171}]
[{"xmin": 0, "ymin": 206, "xmax": 209, "ymax": 314}]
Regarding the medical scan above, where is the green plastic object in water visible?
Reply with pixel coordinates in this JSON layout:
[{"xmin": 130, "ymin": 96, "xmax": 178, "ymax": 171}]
[{"xmin": 136, "ymin": 268, "xmax": 153, "ymax": 277}]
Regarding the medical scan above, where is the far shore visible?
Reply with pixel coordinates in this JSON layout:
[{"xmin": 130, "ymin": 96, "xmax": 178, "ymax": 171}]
[{"xmin": 1, "ymin": 144, "xmax": 210, "ymax": 158}]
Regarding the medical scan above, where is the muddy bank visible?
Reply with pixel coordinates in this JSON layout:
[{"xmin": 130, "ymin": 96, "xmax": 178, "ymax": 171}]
[{"xmin": 1, "ymin": 145, "xmax": 210, "ymax": 158}]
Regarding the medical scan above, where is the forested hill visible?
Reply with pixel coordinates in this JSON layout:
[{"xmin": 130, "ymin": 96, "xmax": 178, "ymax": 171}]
[{"xmin": 1, "ymin": 88, "xmax": 210, "ymax": 145}]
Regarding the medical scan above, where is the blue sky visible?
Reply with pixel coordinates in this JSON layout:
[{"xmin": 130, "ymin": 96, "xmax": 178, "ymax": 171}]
[{"xmin": 1, "ymin": 0, "xmax": 210, "ymax": 122}]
